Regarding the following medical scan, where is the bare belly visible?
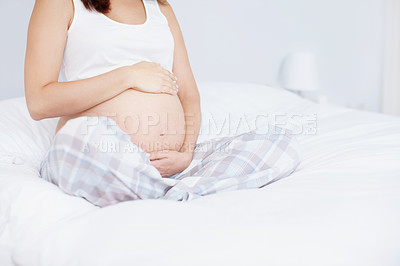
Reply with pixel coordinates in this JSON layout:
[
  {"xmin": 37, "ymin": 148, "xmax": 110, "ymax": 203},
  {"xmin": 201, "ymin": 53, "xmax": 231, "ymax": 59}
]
[{"xmin": 56, "ymin": 90, "xmax": 186, "ymax": 153}]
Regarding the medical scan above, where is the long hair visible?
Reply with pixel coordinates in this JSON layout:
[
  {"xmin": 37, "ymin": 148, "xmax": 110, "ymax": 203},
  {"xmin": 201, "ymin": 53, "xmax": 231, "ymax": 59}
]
[{"xmin": 81, "ymin": 0, "xmax": 166, "ymax": 14}]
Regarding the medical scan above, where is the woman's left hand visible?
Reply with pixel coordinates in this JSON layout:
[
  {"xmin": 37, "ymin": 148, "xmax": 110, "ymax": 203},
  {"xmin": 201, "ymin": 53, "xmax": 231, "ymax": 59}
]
[{"xmin": 148, "ymin": 150, "xmax": 193, "ymax": 178}]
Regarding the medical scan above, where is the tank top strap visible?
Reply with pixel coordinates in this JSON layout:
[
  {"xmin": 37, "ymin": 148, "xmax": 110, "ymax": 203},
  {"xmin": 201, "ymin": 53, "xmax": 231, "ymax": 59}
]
[
  {"xmin": 70, "ymin": 0, "xmax": 90, "ymax": 16},
  {"xmin": 67, "ymin": 0, "xmax": 95, "ymax": 32},
  {"xmin": 144, "ymin": 0, "xmax": 169, "ymax": 25}
]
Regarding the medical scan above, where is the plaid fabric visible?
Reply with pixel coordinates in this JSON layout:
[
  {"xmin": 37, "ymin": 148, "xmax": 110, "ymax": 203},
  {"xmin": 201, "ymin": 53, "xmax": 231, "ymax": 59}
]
[{"xmin": 40, "ymin": 116, "xmax": 301, "ymax": 207}]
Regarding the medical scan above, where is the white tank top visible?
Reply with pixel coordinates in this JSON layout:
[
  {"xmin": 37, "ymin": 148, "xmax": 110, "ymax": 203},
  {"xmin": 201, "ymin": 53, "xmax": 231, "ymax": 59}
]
[{"xmin": 60, "ymin": 0, "xmax": 174, "ymax": 82}]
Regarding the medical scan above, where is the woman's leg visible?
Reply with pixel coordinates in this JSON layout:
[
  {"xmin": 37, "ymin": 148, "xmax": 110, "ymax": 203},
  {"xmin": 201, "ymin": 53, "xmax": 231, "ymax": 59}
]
[
  {"xmin": 40, "ymin": 116, "xmax": 176, "ymax": 207},
  {"xmin": 40, "ymin": 119, "xmax": 301, "ymax": 204},
  {"xmin": 163, "ymin": 125, "xmax": 301, "ymax": 200}
]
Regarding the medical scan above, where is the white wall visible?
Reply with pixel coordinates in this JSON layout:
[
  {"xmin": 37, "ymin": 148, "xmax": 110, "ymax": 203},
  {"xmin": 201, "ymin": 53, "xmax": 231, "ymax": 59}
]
[
  {"xmin": 0, "ymin": 0, "xmax": 384, "ymax": 112},
  {"xmin": 0, "ymin": 0, "xmax": 35, "ymax": 100},
  {"xmin": 171, "ymin": 0, "xmax": 385, "ymax": 111}
]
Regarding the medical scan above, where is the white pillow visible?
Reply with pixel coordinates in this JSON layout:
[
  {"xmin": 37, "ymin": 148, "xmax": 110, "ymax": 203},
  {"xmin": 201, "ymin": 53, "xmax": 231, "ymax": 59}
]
[
  {"xmin": 197, "ymin": 82, "xmax": 313, "ymax": 143},
  {"xmin": 0, "ymin": 97, "xmax": 58, "ymax": 169},
  {"xmin": 0, "ymin": 83, "xmax": 311, "ymax": 169}
]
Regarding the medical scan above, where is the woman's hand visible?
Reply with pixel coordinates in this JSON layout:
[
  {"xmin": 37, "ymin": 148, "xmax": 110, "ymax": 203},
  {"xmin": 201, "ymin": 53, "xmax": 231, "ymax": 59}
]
[
  {"xmin": 148, "ymin": 150, "xmax": 193, "ymax": 178},
  {"xmin": 124, "ymin": 61, "xmax": 179, "ymax": 95}
]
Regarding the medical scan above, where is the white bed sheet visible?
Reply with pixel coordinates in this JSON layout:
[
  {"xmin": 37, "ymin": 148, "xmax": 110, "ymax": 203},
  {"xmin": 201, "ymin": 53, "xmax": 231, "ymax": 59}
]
[{"xmin": 1, "ymin": 83, "xmax": 400, "ymax": 266}]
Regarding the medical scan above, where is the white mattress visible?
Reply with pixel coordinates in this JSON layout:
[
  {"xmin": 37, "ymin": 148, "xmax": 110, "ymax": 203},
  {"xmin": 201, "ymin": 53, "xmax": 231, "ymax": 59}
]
[{"xmin": 1, "ymin": 83, "xmax": 400, "ymax": 266}]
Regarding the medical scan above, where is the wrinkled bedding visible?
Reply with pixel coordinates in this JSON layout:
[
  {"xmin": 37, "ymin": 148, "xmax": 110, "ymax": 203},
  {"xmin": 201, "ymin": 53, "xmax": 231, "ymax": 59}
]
[{"xmin": 1, "ymin": 82, "xmax": 400, "ymax": 266}]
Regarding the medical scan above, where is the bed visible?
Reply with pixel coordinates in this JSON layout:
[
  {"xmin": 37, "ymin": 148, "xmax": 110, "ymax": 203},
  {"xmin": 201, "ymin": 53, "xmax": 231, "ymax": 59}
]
[{"xmin": 1, "ymin": 82, "xmax": 399, "ymax": 266}]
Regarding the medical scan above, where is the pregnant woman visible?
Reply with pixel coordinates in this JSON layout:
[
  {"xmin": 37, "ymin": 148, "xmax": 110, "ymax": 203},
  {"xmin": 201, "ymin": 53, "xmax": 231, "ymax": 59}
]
[{"xmin": 25, "ymin": 0, "xmax": 301, "ymax": 206}]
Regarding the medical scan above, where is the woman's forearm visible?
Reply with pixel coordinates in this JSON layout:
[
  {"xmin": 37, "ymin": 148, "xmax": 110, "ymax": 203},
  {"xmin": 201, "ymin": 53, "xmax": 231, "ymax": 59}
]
[
  {"xmin": 25, "ymin": 66, "xmax": 131, "ymax": 121},
  {"xmin": 180, "ymin": 95, "xmax": 201, "ymax": 154}
]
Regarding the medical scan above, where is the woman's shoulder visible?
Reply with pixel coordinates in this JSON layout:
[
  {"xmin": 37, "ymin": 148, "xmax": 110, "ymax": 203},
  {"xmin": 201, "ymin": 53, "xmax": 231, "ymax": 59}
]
[
  {"xmin": 31, "ymin": 0, "xmax": 74, "ymax": 30},
  {"xmin": 157, "ymin": 1, "xmax": 178, "ymax": 27},
  {"xmin": 157, "ymin": 1, "xmax": 172, "ymax": 15}
]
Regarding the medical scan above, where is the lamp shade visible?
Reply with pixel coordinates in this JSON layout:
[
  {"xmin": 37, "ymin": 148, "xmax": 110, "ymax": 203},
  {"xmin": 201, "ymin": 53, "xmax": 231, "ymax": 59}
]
[{"xmin": 280, "ymin": 52, "xmax": 320, "ymax": 92}]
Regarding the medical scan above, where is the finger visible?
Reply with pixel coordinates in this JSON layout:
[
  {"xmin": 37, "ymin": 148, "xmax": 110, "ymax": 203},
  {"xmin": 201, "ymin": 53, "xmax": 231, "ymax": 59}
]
[
  {"xmin": 160, "ymin": 73, "xmax": 178, "ymax": 91},
  {"xmin": 150, "ymin": 159, "xmax": 166, "ymax": 168},
  {"xmin": 150, "ymin": 161, "xmax": 170, "ymax": 177},
  {"xmin": 150, "ymin": 161, "xmax": 165, "ymax": 175},
  {"xmin": 161, "ymin": 69, "xmax": 176, "ymax": 82},
  {"xmin": 168, "ymin": 71, "xmax": 178, "ymax": 82},
  {"xmin": 150, "ymin": 160, "xmax": 160, "ymax": 169},
  {"xmin": 160, "ymin": 82, "xmax": 178, "ymax": 94},
  {"xmin": 149, "ymin": 151, "xmax": 169, "ymax": 160},
  {"xmin": 162, "ymin": 79, "xmax": 179, "ymax": 92},
  {"xmin": 158, "ymin": 84, "xmax": 173, "ymax": 95},
  {"xmin": 161, "ymin": 173, "xmax": 171, "ymax": 178},
  {"xmin": 159, "ymin": 85, "xmax": 176, "ymax": 95}
]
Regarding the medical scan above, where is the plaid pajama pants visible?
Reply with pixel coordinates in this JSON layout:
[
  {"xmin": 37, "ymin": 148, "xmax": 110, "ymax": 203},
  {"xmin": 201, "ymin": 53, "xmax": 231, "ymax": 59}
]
[{"xmin": 40, "ymin": 116, "xmax": 301, "ymax": 207}]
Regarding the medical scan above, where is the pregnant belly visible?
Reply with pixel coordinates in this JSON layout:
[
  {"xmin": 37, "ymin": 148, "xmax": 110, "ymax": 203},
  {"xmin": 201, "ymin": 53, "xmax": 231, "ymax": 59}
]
[{"xmin": 56, "ymin": 90, "xmax": 186, "ymax": 153}]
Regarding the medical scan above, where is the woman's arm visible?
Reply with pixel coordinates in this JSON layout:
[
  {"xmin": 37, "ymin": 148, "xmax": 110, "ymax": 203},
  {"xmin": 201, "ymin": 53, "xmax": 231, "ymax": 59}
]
[
  {"xmin": 25, "ymin": 0, "xmax": 177, "ymax": 121},
  {"xmin": 149, "ymin": 2, "xmax": 201, "ymax": 177},
  {"xmin": 25, "ymin": 0, "xmax": 128, "ymax": 120},
  {"xmin": 161, "ymin": 2, "xmax": 201, "ymax": 155}
]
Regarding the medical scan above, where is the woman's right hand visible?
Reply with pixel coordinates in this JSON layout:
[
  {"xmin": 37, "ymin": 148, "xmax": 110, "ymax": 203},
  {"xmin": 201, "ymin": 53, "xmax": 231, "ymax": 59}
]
[{"xmin": 124, "ymin": 61, "xmax": 178, "ymax": 95}]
